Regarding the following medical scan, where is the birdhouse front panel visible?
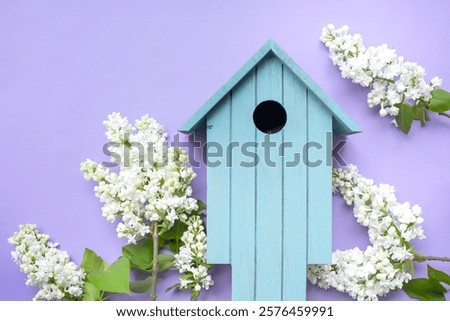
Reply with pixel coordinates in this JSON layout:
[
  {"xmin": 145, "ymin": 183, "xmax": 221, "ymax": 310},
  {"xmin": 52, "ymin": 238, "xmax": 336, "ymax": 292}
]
[
  {"xmin": 180, "ymin": 40, "xmax": 360, "ymax": 301},
  {"xmin": 206, "ymin": 53, "xmax": 333, "ymax": 300}
]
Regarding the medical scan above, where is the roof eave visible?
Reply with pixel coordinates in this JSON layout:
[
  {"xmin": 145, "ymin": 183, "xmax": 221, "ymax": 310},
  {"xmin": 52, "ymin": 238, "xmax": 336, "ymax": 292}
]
[{"xmin": 179, "ymin": 40, "xmax": 275, "ymax": 134}]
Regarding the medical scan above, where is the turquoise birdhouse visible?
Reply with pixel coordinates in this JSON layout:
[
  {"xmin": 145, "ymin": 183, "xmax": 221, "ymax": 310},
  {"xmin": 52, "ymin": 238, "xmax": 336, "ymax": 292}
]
[{"xmin": 180, "ymin": 40, "xmax": 360, "ymax": 300}]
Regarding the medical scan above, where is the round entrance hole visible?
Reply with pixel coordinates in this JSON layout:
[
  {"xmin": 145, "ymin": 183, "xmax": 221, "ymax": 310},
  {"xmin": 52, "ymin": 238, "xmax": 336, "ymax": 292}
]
[{"xmin": 252, "ymin": 100, "xmax": 287, "ymax": 134}]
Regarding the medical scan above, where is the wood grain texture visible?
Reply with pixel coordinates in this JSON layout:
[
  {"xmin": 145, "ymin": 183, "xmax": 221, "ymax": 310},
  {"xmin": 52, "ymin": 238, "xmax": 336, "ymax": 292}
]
[
  {"xmin": 307, "ymin": 92, "xmax": 332, "ymax": 264},
  {"xmin": 255, "ymin": 55, "xmax": 283, "ymax": 300},
  {"xmin": 206, "ymin": 94, "xmax": 231, "ymax": 264},
  {"xmin": 229, "ymin": 70, "xmax": 256, "ymax": 300},
  {"xmin": 282, "ymin": 68, "xmax": 308, "ymax": 300}
]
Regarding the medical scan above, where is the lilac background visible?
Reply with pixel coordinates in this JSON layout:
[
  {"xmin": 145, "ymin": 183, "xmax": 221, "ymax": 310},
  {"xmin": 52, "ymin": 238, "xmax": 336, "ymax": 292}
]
[{"xmin": 1, "ymin": 0, "xmax": 449, "ymax": 301}]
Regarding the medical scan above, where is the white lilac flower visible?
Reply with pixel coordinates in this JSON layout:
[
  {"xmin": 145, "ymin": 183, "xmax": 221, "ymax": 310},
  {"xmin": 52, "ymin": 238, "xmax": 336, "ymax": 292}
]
[
  {"xmin": 81, "ymin": 113, "xmax": 198, "ymax": 243},
  {"xmin": 8, "ymin": 224, "xmax": 85, "ymax": 301},
  {"xmin": 320, "ymin": 24, "xmax": 441, "ymax": 123},
  {"xmin": 308, "ymin": 165, "xmax": 425, "ymax": 301},
  {"xmin": 174, "ymin": 215, "xmax": 214, "ymax": 295}
]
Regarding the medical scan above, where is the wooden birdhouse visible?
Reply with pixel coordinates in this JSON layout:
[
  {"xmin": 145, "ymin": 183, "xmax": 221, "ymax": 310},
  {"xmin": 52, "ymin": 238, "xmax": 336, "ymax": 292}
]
[{"xmin": 180, "ymin": 40, "xmax": 360, "ymax": 300}]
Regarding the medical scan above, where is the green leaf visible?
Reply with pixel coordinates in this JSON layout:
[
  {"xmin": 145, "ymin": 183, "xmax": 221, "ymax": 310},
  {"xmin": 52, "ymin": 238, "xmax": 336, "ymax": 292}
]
[
  {"xmin": 82, "ymin": 281, "xmax": 103, "ymax": 301},
  {"xmin": 122, "ymin": 238, "xmax": 153, "ymax": 271},
  {"xmin": 130, "ymin": 276, "xmax": 152, "ymax": 294},
  {"xmin": 429, "ymin": 89, "xmax": 450, "ymax": 112},
  {"xmin": 197, "ymin": 199, "xmax": 207, "ymax": 212},
  {"xmin": 88, "ymin": 256, "xmax": 131, "ymax": 294},
  {"xmin": 395, "ymin": 103, "xmax": 415, "ymax": 134},
  {"xmin": 160, "ymin": 221, "xmax": 188, "ymax": 241},
  {"xmin": 180, "ymin": 273, "xmax": 192, "ymax": 280},
  {"xmin": 191, "ymin": 290, "xmax": 200, "ymax": 301},
  {"xmin": 403, "ymin": 278, "xmax": 447, "ymax": 301},
  {"xmin": 168, "ymin": 240, "xmax": 181, "ymax": 254},
  {"xmin": 428, "ymin": 265, "xmax": 450, "ymax": 286},
  {"xmin": 413, "ymin": 104, "xmax": 429, "ymax": 127},
  {"xmin": 406, "ymin": 260, "xmax": 414, "ymax": 275},
  {"xmin": 166, "ymin": 283, "xmax": 180, "ymax": 293},
  {"xmin": 81, "ymin": 248, "xmax": 109, "ymax": 274},
  {"xmin": 157, "ymin": 254, "xmax": 175, "ymax": 272},
  {"xmin": 159, "ymin": 261, "xmax": 175, "ymax": 272},
  {"xmin": 157, "ymin": 253, "xmax": 174, "ymax": 262}
]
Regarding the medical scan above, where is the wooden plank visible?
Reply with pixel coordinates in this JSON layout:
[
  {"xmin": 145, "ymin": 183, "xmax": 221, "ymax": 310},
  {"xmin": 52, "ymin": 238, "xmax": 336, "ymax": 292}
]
[
  {"xmin": 255, "ymin": 55, "xmax": 283, "ymax": 300},
  {"xmin": 307, "ymin": 92, "xmax": 332, "ymax": 264},
  {"xmin": 230, "ymin": 70, "xmax": 257, "ymax": 300},
  {"xmin": 206, "ymin": 95, "xmax": 231, "ymax": 264},
  {"xmin": 282, "ymin": 68, "xmax": 308, "ymax": 300}
]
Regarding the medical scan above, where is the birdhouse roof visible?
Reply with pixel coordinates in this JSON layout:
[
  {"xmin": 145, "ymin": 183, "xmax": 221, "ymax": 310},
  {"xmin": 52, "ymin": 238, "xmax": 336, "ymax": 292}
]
[{"xmin": 179, "ymin": 39, "xmax": 360, "ymax": 135}]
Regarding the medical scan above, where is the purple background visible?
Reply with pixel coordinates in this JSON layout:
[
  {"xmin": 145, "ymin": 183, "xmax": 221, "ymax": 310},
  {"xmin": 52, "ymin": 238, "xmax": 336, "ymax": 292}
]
[{"xmin": 1, "ymin": 0, "xmax": 449, "ymax": 301}]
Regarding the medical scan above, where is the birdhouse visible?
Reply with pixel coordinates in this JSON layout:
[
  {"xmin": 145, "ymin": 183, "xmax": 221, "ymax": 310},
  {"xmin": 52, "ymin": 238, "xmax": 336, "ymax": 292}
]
[{"xmin": 179, "ymin": 40, "xmax": 360, "ymax": 300}]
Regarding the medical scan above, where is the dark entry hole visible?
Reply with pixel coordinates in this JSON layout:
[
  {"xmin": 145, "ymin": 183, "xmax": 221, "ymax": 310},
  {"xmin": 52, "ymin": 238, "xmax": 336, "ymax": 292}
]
[{"xmin": 253, "ymin": 100, "xmax": 287, "ymax": 134}]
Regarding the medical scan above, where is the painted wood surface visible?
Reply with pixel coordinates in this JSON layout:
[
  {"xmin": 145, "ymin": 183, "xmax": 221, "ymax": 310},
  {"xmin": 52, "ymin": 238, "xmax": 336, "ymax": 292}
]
[
  {"xmin": 179, "ymin": 39, "xmax": 360, "ymax": 135},
  {"xmin": 307, "ymin": 93, "xmax": 333, "ymax": 264},
  {"xmin": 180, "ymin": 40, "xmax": 361, "ymax": 301},
  {"xmin": 206, "ymin": 94, "xmax": 231, "ymax": 264},
  {"xmin": 206, "ymin": 56, "xmax": 313, "ymax": 300},
  {"xmin": 255, "ymin": 55, "xmax": 283, "ymax": 300},
  {"xmin": 229, "ymin": 71, "xmax": 257, "ymax": 300},
  {"xmin": 282, "ymin": 67, "xmax": 308, "ymax": 300}
]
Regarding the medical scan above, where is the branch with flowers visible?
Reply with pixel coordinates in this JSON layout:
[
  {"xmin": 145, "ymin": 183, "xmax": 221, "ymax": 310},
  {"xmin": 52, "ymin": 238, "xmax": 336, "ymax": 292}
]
[
  {"xmin": 309, "ymin": 165, "xmax": 450, "ymax": 301},
  {"xmin": 320, "ymin": 24, "xmax": 450, "ymax": 134},
  {"xmin": 9, "ymin": 113, "xmax": 213, "ymax": 301},
  {"xmin": 9, "ymin": 224, "xmax": 134, "ymax": 301},
  {"xmin": 80, "ymin": 113, "xmax": 213, "ymax": 300},
  {"xmin": 8, "ymin": 225, "xmax": 86, "ymax": 301}
]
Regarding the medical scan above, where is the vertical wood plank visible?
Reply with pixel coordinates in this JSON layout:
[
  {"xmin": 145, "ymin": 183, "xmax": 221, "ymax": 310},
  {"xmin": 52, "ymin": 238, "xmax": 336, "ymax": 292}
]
[
  {"xmin": 282, "ymin": 69, "xmax": 308, "ymax": 300},
  {"xmin": 230, "ymin": 70, "xmax": 257, "ymax": 300},
  {"xmin": 255, "ymin": 55, "xmax": 283, "ymax": 300},
  {"xmin": 307, "ymin": 92, "xmax": 332, "ymax": 264},
  {"xmin": 206, "ymin": 95, "xmax": 231, "ymax": 264}
]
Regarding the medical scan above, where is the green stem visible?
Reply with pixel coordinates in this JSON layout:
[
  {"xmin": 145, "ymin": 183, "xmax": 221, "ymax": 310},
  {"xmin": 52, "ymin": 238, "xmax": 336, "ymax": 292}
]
[
  {"xmin": 150, "ymin": 222, "xmax": 159, "ymax": 301},
  {"xmin": 438, "ymin": 112, "xmax": 450, "ymax": 119},
  {"xmin": 373, "ymin": 76, "xmax": 395, "ymax": 84},
  {"xmin": 414, "ymin": 254, "xmax": 450, "ymax": 262}
]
